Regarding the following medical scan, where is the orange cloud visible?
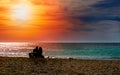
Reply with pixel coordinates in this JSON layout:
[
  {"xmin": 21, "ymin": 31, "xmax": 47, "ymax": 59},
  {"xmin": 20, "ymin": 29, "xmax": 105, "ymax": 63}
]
[{"xmin": 0, "ymin": 0, "xmax": 69, "ymax": 41}]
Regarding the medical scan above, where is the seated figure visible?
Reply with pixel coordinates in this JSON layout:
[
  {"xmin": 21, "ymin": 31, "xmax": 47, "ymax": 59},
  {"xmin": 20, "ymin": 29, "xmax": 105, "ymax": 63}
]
[
  {"xmin": 33, "ymin": 46, "xmax": 39, "ymax": 53},
  {"xmin": 29, "ymin": 46, "xmax": 44, "ymax": 58}
]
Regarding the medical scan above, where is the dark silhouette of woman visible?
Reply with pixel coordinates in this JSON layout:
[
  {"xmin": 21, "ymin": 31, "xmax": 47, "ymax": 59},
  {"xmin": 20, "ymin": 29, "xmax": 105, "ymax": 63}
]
[
  {"xmin": 29, "ymin": 46, "xmax": 44, "ymax": 58},
  {"xmin": 38, "ymin": 47, "xmax": 42, "ymax": 54}
]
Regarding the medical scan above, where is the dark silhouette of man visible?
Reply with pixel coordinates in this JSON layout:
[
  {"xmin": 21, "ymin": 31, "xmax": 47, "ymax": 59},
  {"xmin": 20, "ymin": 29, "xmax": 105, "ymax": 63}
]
[
  {"xmin": 29, "ymin": 46, "xmax": 44, "ymax": 58},
  {"xmin": 33, "ymin": 46, "xmax": 39, "ymax": 53}
]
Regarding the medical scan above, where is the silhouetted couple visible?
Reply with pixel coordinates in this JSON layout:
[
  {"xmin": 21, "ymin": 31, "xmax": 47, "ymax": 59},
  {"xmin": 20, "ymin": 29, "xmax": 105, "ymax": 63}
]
[
  {"xmin": 33, "ymin": 46, "xmax": 42, "ymax": 54},
  {"xmin": 29, "ymin": 46, "xmax": 44, "ymax": 58}
]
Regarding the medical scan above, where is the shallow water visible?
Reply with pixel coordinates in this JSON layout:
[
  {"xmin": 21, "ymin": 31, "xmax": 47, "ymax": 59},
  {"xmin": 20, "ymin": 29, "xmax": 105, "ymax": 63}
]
[{"xmin": 0, "ymin": 42, "xmax": 120, "ymax": 60}]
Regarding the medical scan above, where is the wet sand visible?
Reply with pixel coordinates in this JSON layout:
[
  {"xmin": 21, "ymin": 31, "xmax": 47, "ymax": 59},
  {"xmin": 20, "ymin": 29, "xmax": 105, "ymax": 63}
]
[{"xmin": 0, "ymin": 57, "xmax": 120, "ymax": 75}]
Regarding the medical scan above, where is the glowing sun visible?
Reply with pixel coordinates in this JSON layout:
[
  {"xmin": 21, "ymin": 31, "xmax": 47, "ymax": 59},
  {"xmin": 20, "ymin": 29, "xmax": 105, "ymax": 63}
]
[{"xmin": 11, "ymin": 3, "xmax": 31, "ymax": 22}]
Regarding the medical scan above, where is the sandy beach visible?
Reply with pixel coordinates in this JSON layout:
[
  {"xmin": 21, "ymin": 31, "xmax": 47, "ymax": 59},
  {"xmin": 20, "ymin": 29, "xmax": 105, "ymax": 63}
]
[{"xmin": 0, "ymin": 57, "xmax": 120, "ymax": 75}]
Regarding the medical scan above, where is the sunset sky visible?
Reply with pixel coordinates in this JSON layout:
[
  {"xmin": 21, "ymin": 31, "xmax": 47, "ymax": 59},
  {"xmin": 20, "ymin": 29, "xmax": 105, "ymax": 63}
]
[{"xmin": 0, "ymin": 0, "xmax": 120, "ymax": 42}]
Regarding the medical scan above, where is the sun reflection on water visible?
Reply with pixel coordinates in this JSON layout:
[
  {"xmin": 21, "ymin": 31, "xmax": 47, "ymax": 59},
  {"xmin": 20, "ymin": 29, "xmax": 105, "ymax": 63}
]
[
  {"xmin": 0, "ymin": 42, "xmax": 63, "ymax": 57},
  {"xmin": 0, "ymin": 42, "xmax": 33, "ymax": 57}
]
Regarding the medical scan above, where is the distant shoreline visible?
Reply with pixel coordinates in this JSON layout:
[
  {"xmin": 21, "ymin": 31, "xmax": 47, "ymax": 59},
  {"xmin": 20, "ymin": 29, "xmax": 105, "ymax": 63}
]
[
  {"xmin": 0, "ymin": 43, "xmax": 120, "ymax": 61},
  {"xmin": 0, "ymin": 42, "xmax": 120, "ymax": 44},
  {"xmin": 0, "ymin": 56, "xmax": 120, "ymax": 61}
]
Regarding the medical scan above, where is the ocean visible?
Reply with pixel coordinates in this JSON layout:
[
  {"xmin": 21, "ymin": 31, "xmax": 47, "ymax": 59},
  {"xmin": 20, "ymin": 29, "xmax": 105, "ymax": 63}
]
[{"xmin": 0, "ymin": 42, "xmax": 120, "ymax": 60}]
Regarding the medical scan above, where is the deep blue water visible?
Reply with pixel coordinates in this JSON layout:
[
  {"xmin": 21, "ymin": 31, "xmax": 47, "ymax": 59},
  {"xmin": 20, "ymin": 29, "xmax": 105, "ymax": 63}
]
[{"xmin": 0, "ymin": 42, "xmax": 120, "ymax": 60}]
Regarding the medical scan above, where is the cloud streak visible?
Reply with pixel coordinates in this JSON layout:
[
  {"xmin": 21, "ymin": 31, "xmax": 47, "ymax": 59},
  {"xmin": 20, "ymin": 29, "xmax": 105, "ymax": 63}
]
[{"xmin": 0, "ymin": 0, "xmax": 119, "ymax": 42}]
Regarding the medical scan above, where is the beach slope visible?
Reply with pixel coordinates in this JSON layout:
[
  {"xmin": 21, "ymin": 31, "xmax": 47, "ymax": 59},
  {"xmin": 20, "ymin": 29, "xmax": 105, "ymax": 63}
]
[{"xmin": 0, "ymin": 57, "xmax": 120, "ymax": 75}]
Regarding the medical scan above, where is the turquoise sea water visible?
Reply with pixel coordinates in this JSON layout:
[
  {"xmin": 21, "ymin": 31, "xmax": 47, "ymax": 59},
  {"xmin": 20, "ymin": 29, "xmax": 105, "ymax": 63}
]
[{"xmin": 0, "ymin": 42, "xmax": 120, "ymax": 60}]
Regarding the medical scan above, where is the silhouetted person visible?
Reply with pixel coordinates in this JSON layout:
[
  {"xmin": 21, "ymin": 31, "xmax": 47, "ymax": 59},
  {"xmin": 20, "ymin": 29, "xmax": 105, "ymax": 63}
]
[
  {"xmin": 38, "ymin": 47, "xmax": 42, "ymax": 54},
  {"xmin": 29, "ymin": 46, "xmax": 44, "ymax": 58},
  {"xmin": 37, "ymin": 47, "xmax": 44, "ymax": 58},
  {"xmin": 33, "ymin": 46, "xmax": 39, "ymax": 53}
]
